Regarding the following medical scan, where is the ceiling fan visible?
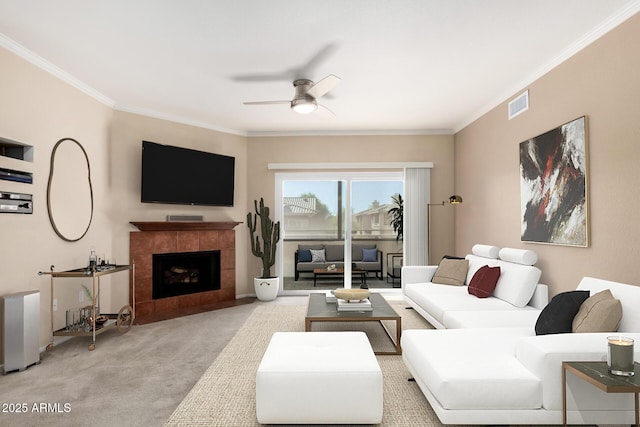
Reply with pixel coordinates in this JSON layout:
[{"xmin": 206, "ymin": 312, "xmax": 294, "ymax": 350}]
[{"xmin": 243, "ymin": 74, "xmax": 341, "ymax": 115}]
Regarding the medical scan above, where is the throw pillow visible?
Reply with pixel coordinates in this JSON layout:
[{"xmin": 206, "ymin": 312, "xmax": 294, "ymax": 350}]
[
  {"xmin": 572, "ymin": 289, "xmax": 623, "ymax": 333},
  {"xmin": 467, "ymin": 265, "xmax": 501, "ymax": 298},
  {"xmin": 310, "ymin": 248, "xmax": 326, "ymax": 263},
  {"xmin": 298, "ymin": 249, "xmax": 312, "ymax": 262},
  {"xmin": 432, "ymin": 258, "xmax": 469, "ymax": 286},
  {"xmin": 442, "ymin": 255, "xmax": 465, "ymax": 260},
  {"xmin": 362, "ymin": 248, "xmax": 378, "ymax": 262},
  {"xmin": 535, "ymin": 290, "xmax": 590, "ymax": 335}
]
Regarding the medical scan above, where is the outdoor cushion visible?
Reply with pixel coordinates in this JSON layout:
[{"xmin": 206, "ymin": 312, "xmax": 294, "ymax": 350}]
[
  {"xmin": 324, "ymin": 245, "xmax": 343, "ymax": 262},
  {"xmin": 432, "ymin": 258, "xmax": 469, "ymax": 286},
  {"xmin": 310, "ymin": 249, "xmax": 326, "ymax": 263},
  {"xmin": 534, "ymin": 290, "xmax": 590, "ymax": 335},
  {"xmin": 362, "ymin": 248, "xmax": 377, "ymax": 262},
  {"xmin": 298, "ymin": 249, "xmax": 312, "ymax": 262},
  {"xmin": 573, "ymin": 289, "xmax": 622, "ymax": 333}
]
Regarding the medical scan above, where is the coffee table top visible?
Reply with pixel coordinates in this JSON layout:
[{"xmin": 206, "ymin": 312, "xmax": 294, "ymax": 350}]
[
  {"xmin": 312, "ymin": 268, "xmax": 366, "ymax": 274},
  {"xmin": 306, "ymin": 293, "xmax": 399, "ymax": 320}
]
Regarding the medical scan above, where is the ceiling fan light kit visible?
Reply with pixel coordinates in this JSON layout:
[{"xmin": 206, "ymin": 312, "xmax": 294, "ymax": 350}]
[{"xmin": 291, "ymin": 98, "xmax": 317, "ymax": 114}]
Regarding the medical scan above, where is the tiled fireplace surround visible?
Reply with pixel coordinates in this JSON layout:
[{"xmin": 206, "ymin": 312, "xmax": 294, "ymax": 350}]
[{"xmin": 129, "ymin": 222, "xmax": 240, "ymax": 322}]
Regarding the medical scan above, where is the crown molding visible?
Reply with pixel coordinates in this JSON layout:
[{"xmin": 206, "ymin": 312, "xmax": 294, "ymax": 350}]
[
  {"xmin": 0, "ymin": 33, "xmax": 115, "ymax": 107},
  {"xmin": 112, "ymin": 104, "xmax": 247, "ymax": 137}
]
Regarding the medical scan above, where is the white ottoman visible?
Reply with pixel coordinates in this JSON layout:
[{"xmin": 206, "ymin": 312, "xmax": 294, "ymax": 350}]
[{"xmin": 256, "ymin": 331, "xmax": 383, "ymax": 424}]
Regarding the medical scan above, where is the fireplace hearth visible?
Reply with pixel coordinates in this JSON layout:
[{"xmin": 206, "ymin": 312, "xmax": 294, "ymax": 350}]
[{"xmin": 153, "ymin": 250, "xmax": 221, "ymax": 299}]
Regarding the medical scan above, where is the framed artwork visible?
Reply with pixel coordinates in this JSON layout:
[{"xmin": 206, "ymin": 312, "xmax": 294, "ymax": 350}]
[{"xmin": 519, "ymin": 116, "xmax": 589, "ymax": 246}]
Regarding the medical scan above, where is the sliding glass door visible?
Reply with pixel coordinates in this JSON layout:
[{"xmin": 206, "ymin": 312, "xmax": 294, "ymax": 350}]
[{"xmin": 276, "ymin": 171, "xmax": 403, "ymax": 293}]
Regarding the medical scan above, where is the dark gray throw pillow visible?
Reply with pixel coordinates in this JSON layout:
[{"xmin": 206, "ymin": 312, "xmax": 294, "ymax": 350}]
[{"xmin": 535, "ymin": 290, "xmax": 590, "ymax": 335}]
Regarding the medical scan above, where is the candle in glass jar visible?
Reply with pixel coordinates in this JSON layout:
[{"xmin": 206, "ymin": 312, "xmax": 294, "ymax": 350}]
[{"xmin": 607, "ymin": 336, "xmax": 635, "ymax": 376}]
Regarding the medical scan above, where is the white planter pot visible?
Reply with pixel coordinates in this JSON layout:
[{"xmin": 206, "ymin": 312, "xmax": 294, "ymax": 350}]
[{"xmin": 254, "ymin": 277, "xmax": 279, "ymax": 301}]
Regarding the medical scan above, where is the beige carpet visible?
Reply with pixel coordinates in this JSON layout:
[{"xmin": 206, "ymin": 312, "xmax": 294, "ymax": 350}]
[{"xmin": 164, "ymin": 300, "xmax": 465, "ymax": 427}]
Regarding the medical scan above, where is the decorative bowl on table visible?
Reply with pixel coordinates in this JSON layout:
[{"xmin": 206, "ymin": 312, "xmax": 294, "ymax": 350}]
[{"xmin": 332, "ymin": 288, "xmax": 370, "ymax": 302}]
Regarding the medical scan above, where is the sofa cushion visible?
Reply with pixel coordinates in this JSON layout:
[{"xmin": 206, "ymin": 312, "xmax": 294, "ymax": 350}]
[
  {"xmin": 468, "ymin": 265, "xmax": 501, "ymax": 298},
  {"xmin": 576, "ymin": 277, "xmax": 640, "ymax": 332},
  {"xmin": 402, "ymin": 328, "xmax": 541, "ymax": 410},
  {"xmin": 534, "ymin": 290, "xmax": 590, "ymax": 335},
  {"xmin": 362, "ymin": 248, "xmax": 377, "ymax": 262},
  {"xmin": 352, "ymin": 244, "xmax": 375, "ymax": 262},
  {"xmin": 493, "ymin": 261, "xmax": 542, "ymax": 308},
  {"xmin": 572, "ymin": 289, "xmax": 622, "ymax": 333},
  {"xmin": 323, "ymin": 245, "xmax": 343, "ymax": 262},
  {"xmin": 498, "ymin": 248, "xmax": 538, "ymax": 265},
  {"xmin": 471, "ymin": 244, "xmax": 500, "ymax": 259},
  {"xmin": 432, "ymin": 258, "xmax": 469, "ymax": 286},
  {"xmin": 443, "ymin": 309, "xmax": 541, "ymax": 329},
  {"xmin": 310, "ymin": 249, "xmax": 326, "ymax": 263},
  {"xmin": 298, "ymin": 249, "xmax": 312, "ymax": 262},
  {"xmin": 464, "ymin": 254, "xmax": 499, "ymax": 285}
]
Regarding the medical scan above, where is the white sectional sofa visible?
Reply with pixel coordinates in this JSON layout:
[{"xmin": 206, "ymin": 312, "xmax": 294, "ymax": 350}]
[
  {"xmin": 401, "ymin": 246, "xmax": 640, "ymax": 424},
  {"xmin": 403, "ymin": 244, "xmax": 548, "ymax": 329}
]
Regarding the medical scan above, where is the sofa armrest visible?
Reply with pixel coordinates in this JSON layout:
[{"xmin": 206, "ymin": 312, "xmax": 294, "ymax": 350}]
[
  {"xmin": 516, "ymin": 332, "xmax": 640, "ymax": 411},
  {"xmin": 401, "ymin": 265, "xmax": 438, "ymax": 288},
  {"xmin": 528, "ymin": 284, "xmax": 548, "ymax": 309}
]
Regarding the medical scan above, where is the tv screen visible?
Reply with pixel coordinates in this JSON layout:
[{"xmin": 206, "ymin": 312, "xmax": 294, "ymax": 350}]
[{"xmin": 141, "ymin": 141, "xmax": 235, "ymax": 206}]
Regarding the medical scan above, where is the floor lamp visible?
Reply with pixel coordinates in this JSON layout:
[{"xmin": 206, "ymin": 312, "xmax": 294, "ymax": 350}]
[{"xmin": 427, "ymin": 195, "xmax": 463, "ymax": 264}]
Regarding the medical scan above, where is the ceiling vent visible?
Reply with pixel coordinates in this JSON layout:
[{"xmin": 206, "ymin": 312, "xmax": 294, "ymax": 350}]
[{"xmin": 508, "ymin": 90, "xmax": 529, "ymax": 119}]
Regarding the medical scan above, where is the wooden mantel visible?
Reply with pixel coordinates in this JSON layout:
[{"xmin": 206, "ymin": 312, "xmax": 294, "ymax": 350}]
[{"xmin": 130, "ymin": 221, "xmax": 242, "ymax": 232}]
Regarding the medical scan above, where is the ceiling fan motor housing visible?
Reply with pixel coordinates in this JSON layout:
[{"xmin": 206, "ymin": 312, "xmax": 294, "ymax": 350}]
[{"xmin": 292, "ymin": 79, "xmax": 317, "ymax": 113}]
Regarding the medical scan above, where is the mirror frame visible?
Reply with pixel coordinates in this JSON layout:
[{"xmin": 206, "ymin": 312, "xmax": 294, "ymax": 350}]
[{"xmin": 46, "ymin": 137, "xmax": 94, "ymax": 242}]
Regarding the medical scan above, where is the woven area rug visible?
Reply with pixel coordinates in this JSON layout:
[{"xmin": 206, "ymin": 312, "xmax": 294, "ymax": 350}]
[{"xmin": 164, "ymin": 299, "xmax": 465, "ymax": 427}]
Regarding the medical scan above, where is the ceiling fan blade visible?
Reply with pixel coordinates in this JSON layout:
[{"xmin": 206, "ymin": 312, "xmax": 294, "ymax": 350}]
[
  {"xmin": 231, "ymin": 73, "xmax": 291, "ymax": 82},
  {"xmin": 295, "ymin": 43, "xmax": 338, "ymax": 79},
  {"xmin": 316, "ymin": 103, "xmax": 336, "ymax": 117},
  {"xmin": 307, "ymin": 74, "xmax": 341, "ymax": 99},
  {"xmin": 243, "ymin": 100, "xmax": 290, "ymax": 105}
]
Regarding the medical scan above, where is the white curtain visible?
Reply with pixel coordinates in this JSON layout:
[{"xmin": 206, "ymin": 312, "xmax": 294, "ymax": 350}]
[{"xmin": 404, "ymin": 167, "xmax": 431, "ymax": 266}]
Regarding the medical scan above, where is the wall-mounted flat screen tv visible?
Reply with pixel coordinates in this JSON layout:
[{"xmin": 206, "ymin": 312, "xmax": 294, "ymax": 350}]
[{"xmin": 141, "ymin": 140, "xmax": 235, "ymax": 207}]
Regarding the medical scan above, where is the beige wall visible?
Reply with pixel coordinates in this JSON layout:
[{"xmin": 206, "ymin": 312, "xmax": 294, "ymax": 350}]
[
  {"xmin": 454, "ymin": 13, "xmax": 640, "ymax": 295},
  {"xmin": 0, "ymin": 48, "xmax": 114, "ymax": 353},
  {"xmin": 109, "ymin": 111, "xmax": 249, "ymax": 298},
  {"xmin": 246, "ymin": 134, "xmax": 455, "ymax": 287}
]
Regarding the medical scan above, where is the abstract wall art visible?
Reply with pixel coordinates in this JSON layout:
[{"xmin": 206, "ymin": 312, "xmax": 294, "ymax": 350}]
[{"xmin": 520, "ymin": 116, "xmax": 589, "ymax": 246}]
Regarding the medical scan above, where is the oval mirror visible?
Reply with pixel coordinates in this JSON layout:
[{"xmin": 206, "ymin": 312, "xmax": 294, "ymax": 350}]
[{"xmin": 47, "ymin": 138, "xmax": 94, "ymax": 242}]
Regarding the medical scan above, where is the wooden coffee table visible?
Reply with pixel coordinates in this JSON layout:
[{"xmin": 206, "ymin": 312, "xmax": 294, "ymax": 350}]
[
  {"xmin": 304, "ymin": 293, "xmax": 402, "ymax": 355},
  {"xmin": 313, "ymin": 268, "xmax": 367, "ymax": 287}
]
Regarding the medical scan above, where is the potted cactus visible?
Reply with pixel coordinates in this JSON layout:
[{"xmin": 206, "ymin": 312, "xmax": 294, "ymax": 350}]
[{"xmin": 247, "ymin": 198, "xmax": 281, "ymax": 301}]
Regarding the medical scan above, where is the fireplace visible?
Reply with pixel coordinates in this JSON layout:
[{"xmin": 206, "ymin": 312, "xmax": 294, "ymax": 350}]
[
  {"xmin": 129, "ymin": 221, "xmax": 241, "ymax": 323},
  {"xmin": 152, "ymin": 250, "xmax": 221, "ymax": 300}
]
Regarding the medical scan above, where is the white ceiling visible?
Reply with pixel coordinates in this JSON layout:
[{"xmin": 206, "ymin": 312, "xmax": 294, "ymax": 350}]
[{"xmin": 1, "ymin": 0, "xmax": 639, "ymax": 136}]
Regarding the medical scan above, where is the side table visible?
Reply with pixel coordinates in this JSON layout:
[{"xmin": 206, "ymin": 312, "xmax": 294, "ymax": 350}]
[{"xmin": 562, "ymin": 361, "xmax": 640, "ymax": 426}]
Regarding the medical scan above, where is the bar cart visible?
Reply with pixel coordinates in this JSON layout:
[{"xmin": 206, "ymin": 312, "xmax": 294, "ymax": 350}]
[{"xmin": 38, "ymin": 263, "xmax": 135, "ymax": 351}]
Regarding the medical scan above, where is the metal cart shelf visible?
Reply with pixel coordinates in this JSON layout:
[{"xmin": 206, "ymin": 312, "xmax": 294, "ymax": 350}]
[{"xmin": 38, "ymin": 264, "xmax": 135, "ymax": 351}]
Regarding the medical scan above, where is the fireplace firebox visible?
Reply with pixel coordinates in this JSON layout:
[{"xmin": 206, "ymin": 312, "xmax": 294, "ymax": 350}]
[{"xmin": 152, "ymin": 250, "xmax": 221, "ymax": 300}]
